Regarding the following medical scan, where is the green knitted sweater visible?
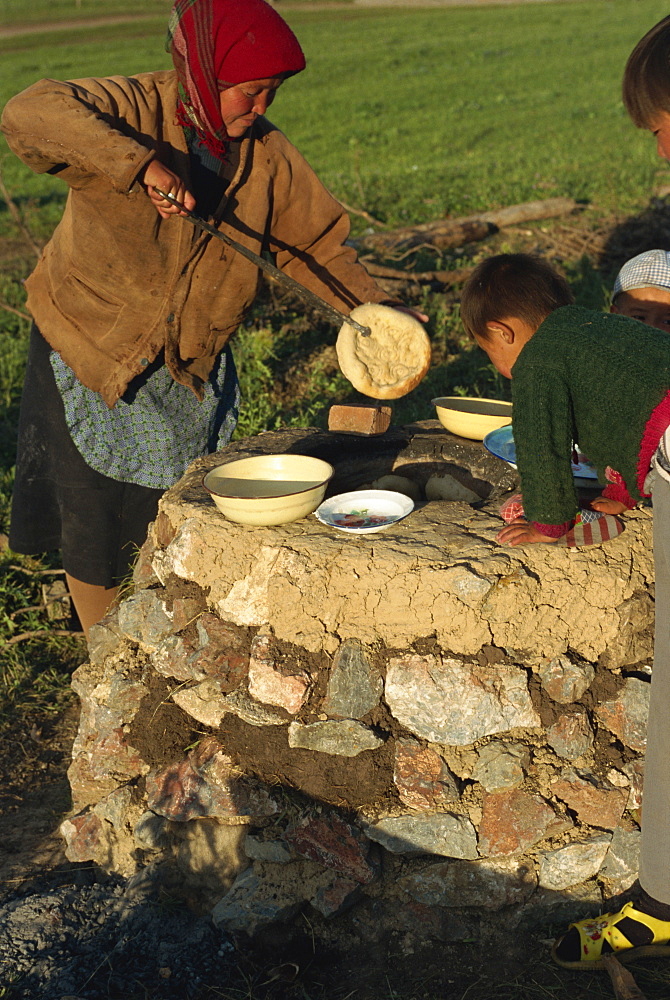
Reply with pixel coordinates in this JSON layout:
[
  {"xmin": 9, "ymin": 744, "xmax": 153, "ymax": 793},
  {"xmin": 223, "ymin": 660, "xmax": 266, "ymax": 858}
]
[{"xmin": 510, "ymin": 304, "xmax": 670, "ymax": 527}]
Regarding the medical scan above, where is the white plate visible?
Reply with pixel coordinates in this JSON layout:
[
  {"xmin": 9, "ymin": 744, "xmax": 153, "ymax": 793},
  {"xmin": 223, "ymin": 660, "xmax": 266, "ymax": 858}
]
[
  {"xmin": 314, "ymin": 490, "xmax": 414, "ymax": 533},
  {"xmin": 483, "ymin": 425, "xmax": 599, "ymax": 480}
]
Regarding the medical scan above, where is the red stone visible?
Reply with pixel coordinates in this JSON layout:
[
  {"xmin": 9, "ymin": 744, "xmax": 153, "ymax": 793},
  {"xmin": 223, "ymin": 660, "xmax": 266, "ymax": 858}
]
[
  {"xmin": 285, "ymin": 813, "xmax": 377, "ymax": 884},
  {"xmin": 61, "ymin": 810, "xmax": 105, "ymax": 862},
  {"xmin": 478, "ymin": 788, "xmax": 567, "ymax": 857},
  {"xmin": 551, "ymin": 771, "xmax": 628, "ymax": 830},
  {"xmin": 393, "ymin": 739, "xmax": 458, "ymax": 809},
  {"xmin": 191, "ymin": 614, "xmax": 249, "ymax": 691}
]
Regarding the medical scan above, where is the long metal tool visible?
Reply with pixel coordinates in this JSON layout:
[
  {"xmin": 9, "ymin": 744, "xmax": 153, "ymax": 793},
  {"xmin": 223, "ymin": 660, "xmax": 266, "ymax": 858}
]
[{"xmin": 155, "ymin": 189, "xmax": 371, "ymax": 336}]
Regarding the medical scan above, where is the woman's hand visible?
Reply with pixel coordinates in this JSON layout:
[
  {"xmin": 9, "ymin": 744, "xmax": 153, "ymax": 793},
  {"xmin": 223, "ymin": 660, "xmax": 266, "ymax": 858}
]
[
  {"xmin": 496, "ymin": 517, "xmax": 560, "ymax": 547},
  {"xmin": 590, "ymin": 496, "xmax": 628, "ymax": 516},
  {"xmin": 392, "ymin": 304, "xmax": 429, "ymax": 323},
  {"xmin": 141, "ymin": 159, "xmax": 196, "ymax": 219}
]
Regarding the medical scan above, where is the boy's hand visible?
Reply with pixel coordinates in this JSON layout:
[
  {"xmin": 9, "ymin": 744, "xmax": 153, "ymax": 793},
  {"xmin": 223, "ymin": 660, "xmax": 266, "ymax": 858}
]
[
  {"xmin": 590, "ymin": 496, "xmax": 628, "ymax": 516},
  {"xmin": 496, "ymin": 518, "xmax": 559, "ymax": 546},
  {"xmin": 141, "ymin": 160, "xmax": 195, "ymax": 219}
]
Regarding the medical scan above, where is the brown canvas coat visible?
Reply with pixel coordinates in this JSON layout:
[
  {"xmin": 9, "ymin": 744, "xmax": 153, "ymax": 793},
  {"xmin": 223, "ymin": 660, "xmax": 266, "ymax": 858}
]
[{"xmin": 1, "ymin": 71, "xmax": 388, "ymax": 406}]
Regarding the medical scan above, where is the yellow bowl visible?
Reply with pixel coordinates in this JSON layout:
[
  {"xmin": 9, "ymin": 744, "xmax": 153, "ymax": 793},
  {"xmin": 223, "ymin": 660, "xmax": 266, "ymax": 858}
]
[
  {"xmin": 432, "ymin": 397, "xmax": 513, "ymax": 441},
  {"xmin": 203, "ymin": 454, "xmax": 334, "ymax": 526}
]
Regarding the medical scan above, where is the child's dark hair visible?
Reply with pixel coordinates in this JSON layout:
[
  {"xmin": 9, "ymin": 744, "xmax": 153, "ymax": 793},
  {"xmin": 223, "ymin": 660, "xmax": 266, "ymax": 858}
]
[
  {"xmin": 460, "ymin": 253, "xmax": 573, "ymax": 340},
  {"xmin": 623, "ymin": 15, "xmax": 670, "ymax": 128}
]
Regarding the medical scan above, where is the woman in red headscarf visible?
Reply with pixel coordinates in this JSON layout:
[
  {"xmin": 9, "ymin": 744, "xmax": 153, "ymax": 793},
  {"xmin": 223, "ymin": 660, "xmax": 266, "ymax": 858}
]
[{"xmin": 1, "ymin": 0, "xmax": 413, "ymax": 636}]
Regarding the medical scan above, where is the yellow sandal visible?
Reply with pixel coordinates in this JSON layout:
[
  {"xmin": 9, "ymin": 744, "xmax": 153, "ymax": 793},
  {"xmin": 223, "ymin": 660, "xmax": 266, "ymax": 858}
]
[{"xmin": 551, "ymin": 901, "xmax": 670, "ymax": 969}]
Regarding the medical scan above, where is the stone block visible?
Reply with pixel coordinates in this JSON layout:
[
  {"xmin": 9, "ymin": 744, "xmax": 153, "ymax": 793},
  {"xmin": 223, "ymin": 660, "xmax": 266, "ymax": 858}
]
[
  {"xmin": 363, "ymin": 813, "xmax": 478, "ymax": 859},
  {"xmin": 117, "ymin": 590, "xmax": 173, "ymax": 650},
  {"xmin": 222, "ymin": 688, "xmax": 287, "ymax": 726},
  {"xmin": 134, "ymin": 811, "xmax": 172, "ymax": 849},
  {"xmin": 172, "ymin": 679, "xmax": 228, "ymax": 728},
  {"xmin": 87, "ymin": 620, "xmax": 123, "ymax": 666},
  {"xmin": 538, "ymin": 836, "xmax": 611, "ymax": 890},
  {"xmin": 211, "ymin": 868, "xmax": 302, "ymax": 935},
  {"xmin": 551, "ymin": 769, "xmax": 628, "ymax": 830},
  {"xmin": 385, "ymin": 654, "xmax": 540, "ymax": 746},
  {"xmin": 478, "ymin": 789, "xmax": 568, "ymax": 857},
  {"xmin": 399, "ymin": 857, "xmax": 537, "ymax": 909},
  {"xmin": 393, "ymin": 739, "xmax": 459, "ymax": 808},
  {"xmin": 285, "ymin": 812, "xmax": 377, "ymax": 884},
  {"xmin": 244, "ymin": 835, "xmax": 292, "ymax": 864},
  {"xmin": 536, "ymin": 656, "xmax": 594, "ymax": 704},
  {"xmin": 146, "ymin": 742, "xmax": 278, "ymax": 823},
  {"xmin": 248, "ymin": 633, "xmax": 309, "ymax": 714},
  {"xmin": 288, "ymin": 720, "xmax": 384, "ymax": 756},
  {"xmin": 322, "ymin": 639, "xmax": 382, "ymax": 719},
  {"xmin": 191, "ymin": 615, "xmax": 250, "ymax": 690},
  {"xmin": 328, "ymin": 403, "xmax": 392, "ymax": 435},
  {"xmin": 472, "ymin": 741, "xmax": 529, "ymax": 792},
  {"xmin": 547, "ymin": 711, "xmax": 594, "ymax": 760},
  {"xmin": 310, "ymin": 876, "xmax": 361, "ymax": 918},
  {"xmin": 599, "ymin": 827, "xmax": 641, "ymax": 892},
  {"xmin": 61, "ymin": 810, "xmax": 106, "ymax": 863},
  {"xmin": 596, "ymin": 677, "xmax": 650, "ymax": 752},
  {"xmin": 171, "ymin": 597, "xmax": 203, "ymax": 633},
  {"xmin": 623, "ymin": 759, "xmax": 644, "ymax": 811}
]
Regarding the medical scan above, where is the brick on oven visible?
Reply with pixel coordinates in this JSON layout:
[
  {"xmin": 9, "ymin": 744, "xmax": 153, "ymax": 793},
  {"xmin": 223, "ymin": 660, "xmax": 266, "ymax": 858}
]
[{"xmin": 328, "ymin": 403, "xmax": 392, "ymax": 436}]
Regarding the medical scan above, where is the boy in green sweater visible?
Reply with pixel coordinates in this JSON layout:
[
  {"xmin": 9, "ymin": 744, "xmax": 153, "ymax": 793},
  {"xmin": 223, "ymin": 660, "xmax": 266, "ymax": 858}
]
[{"xmin": 461, "ymin": 251, "xmax": 670, "ymax": 967}]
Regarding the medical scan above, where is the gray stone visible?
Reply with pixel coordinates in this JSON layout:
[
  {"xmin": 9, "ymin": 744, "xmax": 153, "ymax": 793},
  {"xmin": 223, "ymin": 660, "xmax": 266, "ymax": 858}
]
[
  {"xmin": 152, "ymin": 635, "xmax": 199, "ymax": 683},
  {"xmin": 117, "ymin": 590, "xmax": 173, "ymax": 650},
  {"xmin": 600, "ymin": 827, "xmax": 641, "ymax": 892},
  {"xmin": 310, "ymin": 876, "xmax": 361, "ymax": 918},
  {"xmin": 536, "ymin": 656, "xmax": 594, "ymax": 704},
  {"xmin": 538, "ymin": 836, "xmax": 612, "ymax": 890},
  {"xmin": 472, "ymin": 741, "xmax": 529, "ymax": 791},
  {"xmin": 244, "ymin": 835, "xmax": 292, "ymax": 864},
  {"xmin": 223, "ymin": 687, "xmax": 287, "ymax": 727},
  {"xmin": 288, "ymin": 720, "xmax": 384, "ymax": 756},
  {"xmin": 547, "ymin": 710, "xmax": 594, "ymax": 760},
  {"xmin": 623, "ymin": 759, "xmax": 644, "ymax": 811},
  {"xmin": 322, "ymin": 640, "xmax": 382, "ymax": 719},
  {"xmin": 363, "ymin": 813, "xmax": 478, "ymax": 859},
  {"xmin": 93, "ymin": 785, "xmax": 133, "ymax": 830},
  {"xmin": 596, "ymin": 677, "xmax": 650, "ymax": 752},
  {"xmin": 211, "ymin": 869, "xmax": 301, "ymax": 934},
  {"xmin": 516, "ymin": 882, "xmax": 603, "ymax": 934},
  {"xmin": 87, "ymin": 620, "xmax": 123, "ymax": 666},
  {"xmin": 385, "ymin": 654, "xmax": 540, "ymax": 746},
  {"xmin": 399, "ymin": 857, "xmax": 537, "ymax": 909},
  {"xmin": 133, "ymin": 811, "xmax": 171, "ymax": 849}
]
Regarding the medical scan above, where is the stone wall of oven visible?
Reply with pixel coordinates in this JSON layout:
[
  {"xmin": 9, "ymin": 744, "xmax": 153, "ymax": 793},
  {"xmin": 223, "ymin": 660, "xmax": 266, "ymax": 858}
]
[{"xmin": 61, "ymin": 425, "xmax": 654, "ymax": 952}]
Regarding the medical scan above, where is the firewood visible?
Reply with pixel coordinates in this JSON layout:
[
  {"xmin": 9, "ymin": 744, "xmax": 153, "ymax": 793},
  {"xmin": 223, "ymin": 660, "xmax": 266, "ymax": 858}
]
[
  {"xmin": 601, "ymin": 954, "xmax": 648, "ymax": 1000},
  {"xmin": 355, "ymin": 197, "xmax": 578, "ymax": 252}
]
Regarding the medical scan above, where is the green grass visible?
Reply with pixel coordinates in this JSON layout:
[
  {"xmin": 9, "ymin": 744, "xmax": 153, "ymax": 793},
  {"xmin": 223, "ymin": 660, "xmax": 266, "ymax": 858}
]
[{"xmin": 2, "ymin": 0, "xmax": 670, "ymax": 229}]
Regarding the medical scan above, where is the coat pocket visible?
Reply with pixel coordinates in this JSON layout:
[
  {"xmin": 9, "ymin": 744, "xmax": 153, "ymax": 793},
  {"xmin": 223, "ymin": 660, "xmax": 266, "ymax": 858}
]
[{"xmin": 50, "ymin": 267, "xmax": 126, "ymax": 346}]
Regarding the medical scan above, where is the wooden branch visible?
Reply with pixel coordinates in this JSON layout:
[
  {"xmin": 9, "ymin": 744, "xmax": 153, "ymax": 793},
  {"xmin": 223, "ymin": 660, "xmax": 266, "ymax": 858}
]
[
  {"xmin": 362, "ymin": 260, "xmax": 474, "ymax": 286},
  {"xmin": 358, "ymin": 218, "xmax": 493, "ymax": 253},
  {"xmin": 601, "ymin": 955, "xmax": 648, "ymax": 1000},
  {"xmin": 354, "ymin": 197, "xmax": 578, "ymax": 253},
  {"xmin": 6, "ymin": 628, "xmax": 84, "ymax": 646},
  {"xmin": 337, "ymin": 198, "xmax": 385, "ymax": 227},
  {"xmin": 7, "ymin": 565, "xmax": 66, "ymax": 576},
  {"xmin": 0, "ymin": 166, "xmax": 42, "ymax": 259},
  {"xmin": 0, "ymin": 298, "xmax": 31, "ymax": 323}
]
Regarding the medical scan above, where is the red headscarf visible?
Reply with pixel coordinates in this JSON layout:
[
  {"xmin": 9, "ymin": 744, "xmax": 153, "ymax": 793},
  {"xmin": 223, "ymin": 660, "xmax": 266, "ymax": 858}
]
[{"xmin": 167, "ymin": 0, "xmax": 306, "ymax": 158}]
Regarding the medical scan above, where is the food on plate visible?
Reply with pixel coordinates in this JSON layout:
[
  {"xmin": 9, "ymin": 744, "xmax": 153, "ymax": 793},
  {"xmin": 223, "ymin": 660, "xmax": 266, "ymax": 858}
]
[{"xmin": 336, "ymin": 303, "xmax": 431, "ymax": 399}]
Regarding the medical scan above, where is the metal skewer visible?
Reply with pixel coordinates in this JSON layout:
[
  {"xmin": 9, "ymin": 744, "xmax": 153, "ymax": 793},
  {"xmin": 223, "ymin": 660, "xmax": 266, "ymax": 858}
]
[{"xmin": 155, "ymin": 189, "xmax": 372, "ymax": 336}]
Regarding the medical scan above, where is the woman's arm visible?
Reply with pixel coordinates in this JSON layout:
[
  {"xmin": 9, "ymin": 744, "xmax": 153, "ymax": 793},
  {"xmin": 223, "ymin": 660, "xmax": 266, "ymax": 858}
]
[{"xmin": 1, "ymin": 77, "xmax": 157, "ymax": 192}]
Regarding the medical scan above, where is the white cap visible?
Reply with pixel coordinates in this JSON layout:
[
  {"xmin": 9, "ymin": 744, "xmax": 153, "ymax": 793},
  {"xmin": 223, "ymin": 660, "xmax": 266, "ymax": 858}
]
[{"xmin": 613, "ymin": 248, "xmax": 670, "ymax": 300}]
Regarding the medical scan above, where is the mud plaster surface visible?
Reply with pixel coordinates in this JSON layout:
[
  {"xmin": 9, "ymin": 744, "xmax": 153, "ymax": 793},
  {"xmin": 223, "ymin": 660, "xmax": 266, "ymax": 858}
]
[{"xmin": 153, "ymin": 441, "xmax": 654, "ymax": 665}]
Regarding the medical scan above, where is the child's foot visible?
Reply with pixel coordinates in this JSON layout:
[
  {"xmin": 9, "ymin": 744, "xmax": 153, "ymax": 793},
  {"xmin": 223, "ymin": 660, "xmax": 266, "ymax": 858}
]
[{"xmin": 552, "ymin": 899, "xmax": 670, "ymax": 969}]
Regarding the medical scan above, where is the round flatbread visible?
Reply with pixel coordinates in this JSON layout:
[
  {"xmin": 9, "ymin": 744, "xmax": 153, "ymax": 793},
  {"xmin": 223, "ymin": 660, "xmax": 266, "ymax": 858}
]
[{"xmin": 336, "ymin": 303, "xmax": 431, "ymax": 400}]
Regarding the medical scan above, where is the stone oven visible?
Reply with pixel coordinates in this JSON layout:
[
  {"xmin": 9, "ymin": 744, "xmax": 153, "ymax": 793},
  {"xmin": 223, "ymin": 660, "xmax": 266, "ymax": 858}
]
[{"xmin": 62, "ymin": 422, "xmax": 653, "ymax": 954}]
